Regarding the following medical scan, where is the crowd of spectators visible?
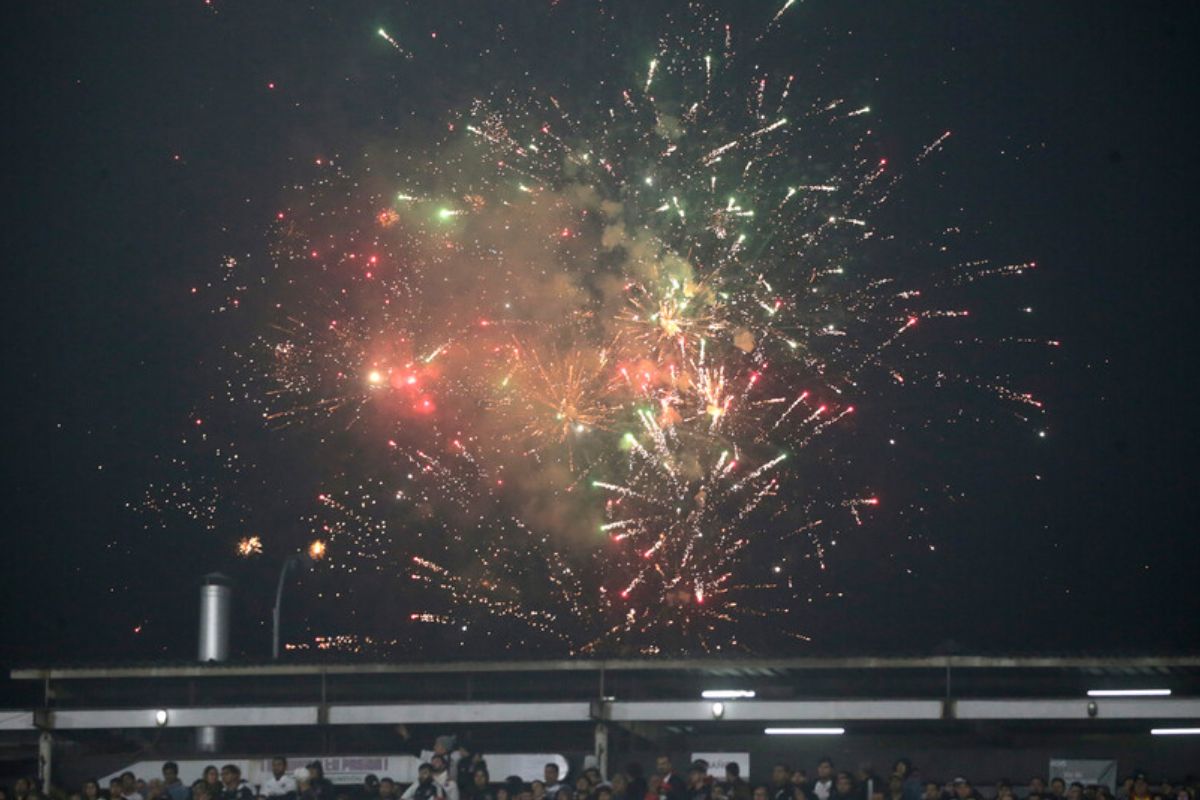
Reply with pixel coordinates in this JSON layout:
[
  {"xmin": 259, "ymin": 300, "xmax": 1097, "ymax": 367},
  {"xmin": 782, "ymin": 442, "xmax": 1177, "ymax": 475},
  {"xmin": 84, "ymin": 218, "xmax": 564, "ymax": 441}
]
[{"xmin": 1, "ymin": 747, "xmax": 1196, "ymax": 800}]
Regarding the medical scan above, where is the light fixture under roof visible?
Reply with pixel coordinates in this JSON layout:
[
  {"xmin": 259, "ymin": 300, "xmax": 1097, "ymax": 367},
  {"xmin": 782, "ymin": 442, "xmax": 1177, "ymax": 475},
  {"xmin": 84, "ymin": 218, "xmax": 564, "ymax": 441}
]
[
  {"xmin": 1087, "ymin": 689, "xmax": 1171, "ymax": 697},
  {"xmin": 702, "ymin": 689, "xmax": 756, "ymax": 699},
  {"xmin": 1151, "ymin": 727, "xmax": 1200, "ymax": 735},
  {"xmin": 764, "ymin": 727, "xmax": 845, "ymax": 735}
]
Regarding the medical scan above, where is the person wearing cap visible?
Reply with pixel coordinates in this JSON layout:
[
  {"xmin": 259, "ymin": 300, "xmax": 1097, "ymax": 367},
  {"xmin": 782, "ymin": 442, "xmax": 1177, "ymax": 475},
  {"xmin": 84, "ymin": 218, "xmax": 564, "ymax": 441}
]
[{"xmin": 427, "ymin": 737, "xmax": 457, "ymax": 767}]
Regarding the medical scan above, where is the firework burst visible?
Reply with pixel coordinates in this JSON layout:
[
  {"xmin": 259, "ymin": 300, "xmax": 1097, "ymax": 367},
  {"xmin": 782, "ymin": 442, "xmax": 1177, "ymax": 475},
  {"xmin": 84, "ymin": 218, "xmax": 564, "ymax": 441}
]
[{"xmin": 144, "ymin": 1, "xmax": 1049, "ymax": 655}]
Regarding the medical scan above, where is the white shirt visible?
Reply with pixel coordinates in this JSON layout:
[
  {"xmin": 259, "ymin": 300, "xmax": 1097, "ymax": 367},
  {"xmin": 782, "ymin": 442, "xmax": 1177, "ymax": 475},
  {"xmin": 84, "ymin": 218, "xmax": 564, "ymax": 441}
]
[
  {"xmin": 402, "ymin": 782, "xmax": 447, "ymax": 800},
  {"xmin": 435, "ymin": 772, "xmax": 459, "ymax": 800},
  {"xmin": 813, "ymin": 781, "xmax": 832, "ymax": 800},
  {"xmin": 262, "ymin": 775, "xmax": 298, "ymax": 797}
]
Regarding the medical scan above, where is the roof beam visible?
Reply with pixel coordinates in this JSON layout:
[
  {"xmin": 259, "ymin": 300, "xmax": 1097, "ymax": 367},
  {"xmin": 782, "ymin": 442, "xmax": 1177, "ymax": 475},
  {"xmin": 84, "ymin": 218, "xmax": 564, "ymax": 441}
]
[
  {"xmin": 12, "ymin": 656, "xmax": 1200, "ymax": 681},
  {"xmin": 328, "ymin": 702, "xmax": 591, "ymax": 725},
  {"xmin": 606, "ymin": 700, "xmax": 943, "ymax": 722},
  {"xmin": 955, "ymin": 698, "xmax": 1200, "ymax": 720},
  {"xmin": 0, "ymin": 711, "xmax": 35, "ymax": 731},
  {"xmin": 3, "ymin": 698, "xmax": 1195, "ymax": 731},
  {"xmin": 47, "ymin": 706, "xmax": 319, "ymax": 730}
]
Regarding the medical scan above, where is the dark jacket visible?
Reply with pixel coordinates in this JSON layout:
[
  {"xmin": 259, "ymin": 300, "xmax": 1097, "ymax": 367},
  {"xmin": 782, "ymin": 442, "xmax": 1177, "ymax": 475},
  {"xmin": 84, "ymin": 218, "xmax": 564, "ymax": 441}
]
[
  {"xmin": 411, "ymin": 782, "xmax": 447, "ymax": 800},
  {"xmin": 662, "ymin": 776, "xmax": 687, "ymax": 800}
]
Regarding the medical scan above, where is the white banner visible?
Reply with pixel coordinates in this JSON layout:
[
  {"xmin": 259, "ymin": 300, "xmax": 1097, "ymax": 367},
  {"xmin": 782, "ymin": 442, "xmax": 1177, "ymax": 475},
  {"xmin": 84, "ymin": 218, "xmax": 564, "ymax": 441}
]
[
  {"xmin": 101, "ymin": 753, "xmax": 567, "ymax": 789},
  {"xmin": 1048, "ymin": 760, "xmax": 1117, "ymax": 792},
  {"xmin": 690, "ymin": 753, "xmax": 750, "ymax": 780}
]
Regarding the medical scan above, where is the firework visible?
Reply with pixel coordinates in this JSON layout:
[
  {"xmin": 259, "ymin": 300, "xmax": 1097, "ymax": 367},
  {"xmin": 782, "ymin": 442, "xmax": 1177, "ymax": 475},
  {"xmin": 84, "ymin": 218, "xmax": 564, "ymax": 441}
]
[
  {"xmin": 237, "ymin": 535, "xmax": 263, "ymax": 556},
  {"xmin": 146, "ymin": 2, "xmax": 1049, "ymax": 655}
]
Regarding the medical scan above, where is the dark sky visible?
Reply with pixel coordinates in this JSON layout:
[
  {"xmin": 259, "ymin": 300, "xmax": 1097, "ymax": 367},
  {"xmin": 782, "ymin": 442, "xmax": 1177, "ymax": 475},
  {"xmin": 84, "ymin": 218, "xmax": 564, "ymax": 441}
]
[{"xmin": 2, "ymin": 1, "xmax": 1198, "ymax": 665}]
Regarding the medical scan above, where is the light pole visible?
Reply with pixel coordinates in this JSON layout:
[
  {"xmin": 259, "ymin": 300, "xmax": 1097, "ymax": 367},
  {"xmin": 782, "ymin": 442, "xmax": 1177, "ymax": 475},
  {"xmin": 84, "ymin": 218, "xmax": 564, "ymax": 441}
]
[{"xmin": 272, "ymin": 551, "xmax": 314, "ymax": 659}]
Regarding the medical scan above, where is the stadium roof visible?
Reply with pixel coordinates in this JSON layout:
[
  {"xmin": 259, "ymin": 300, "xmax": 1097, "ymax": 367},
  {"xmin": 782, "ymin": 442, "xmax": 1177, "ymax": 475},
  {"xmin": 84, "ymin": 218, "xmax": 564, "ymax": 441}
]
[
  {"xmin": 4, "ymin": 655, "xmax": 1198, "ymax": 729},
  {"xmin": 14, "ymin": 653, "xmax": 1200, "ymax": 679}
]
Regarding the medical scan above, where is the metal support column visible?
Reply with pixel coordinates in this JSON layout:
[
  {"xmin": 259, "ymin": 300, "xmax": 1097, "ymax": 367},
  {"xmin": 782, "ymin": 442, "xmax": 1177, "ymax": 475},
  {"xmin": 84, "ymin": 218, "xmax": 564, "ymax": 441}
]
[
  {"xmin": 38, "ymin": 730, "xmax": 52, "ymax": 793},
  {"xmin": 594, "ymin": 722, "xmax": 609, "ymax": 781}
]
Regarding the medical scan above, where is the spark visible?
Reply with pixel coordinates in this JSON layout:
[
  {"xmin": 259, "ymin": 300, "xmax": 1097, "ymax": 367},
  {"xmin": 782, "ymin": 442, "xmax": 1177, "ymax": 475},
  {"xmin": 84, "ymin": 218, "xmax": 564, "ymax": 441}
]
[
  {"xmin": 377, "ymin": 27, "xmax": 413, "ymax": 59},
  {"xmin": 237, "ymin": 536, "xmax": 263, "ymax": 556}
]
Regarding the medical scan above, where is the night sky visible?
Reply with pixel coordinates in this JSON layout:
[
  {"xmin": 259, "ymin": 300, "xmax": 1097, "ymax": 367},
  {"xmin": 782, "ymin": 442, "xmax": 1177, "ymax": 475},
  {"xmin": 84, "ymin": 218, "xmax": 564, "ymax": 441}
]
[{"xmin": 3, "ymin": 1, "xmax": 1198, "ymax": 665}]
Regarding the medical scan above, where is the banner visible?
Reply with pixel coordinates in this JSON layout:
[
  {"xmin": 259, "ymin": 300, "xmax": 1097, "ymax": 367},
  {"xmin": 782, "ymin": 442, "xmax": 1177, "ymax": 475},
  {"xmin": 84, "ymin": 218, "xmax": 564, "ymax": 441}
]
[
  {"xmin": 1048, "ymin": 760, "xmax": 1117, "ymax": 793},
  {"xmin": 690, "ymin": 753, "xmax": 750, "ymax": 780}
]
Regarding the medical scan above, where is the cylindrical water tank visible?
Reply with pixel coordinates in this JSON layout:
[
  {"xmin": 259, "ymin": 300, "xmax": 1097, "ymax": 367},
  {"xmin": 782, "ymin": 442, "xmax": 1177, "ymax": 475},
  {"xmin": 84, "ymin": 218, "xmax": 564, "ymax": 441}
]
[
  {"xmin": 198, "ymin": 573, "xmax": 232, "ymax": 661},
  {"xmin": 197, "ymin": 573, "xmax": 231, "ymax": 754}
]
